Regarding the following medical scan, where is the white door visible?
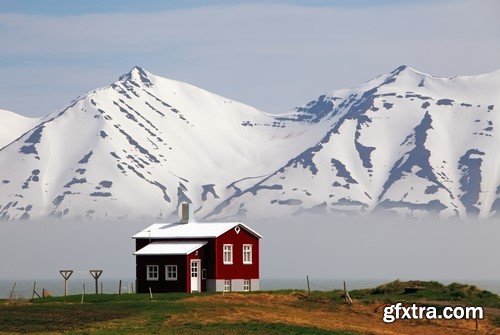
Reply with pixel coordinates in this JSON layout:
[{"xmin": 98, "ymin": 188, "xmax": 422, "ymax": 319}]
[{"xmin": 190, "ymin": 260, "xmax": 201, "ymax": 292}]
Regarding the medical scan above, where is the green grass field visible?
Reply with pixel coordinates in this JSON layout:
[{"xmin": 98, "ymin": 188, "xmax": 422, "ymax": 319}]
[
  {"xmin": 0, "ymin": 281, "xmax": 498, "ymax": 334},
  {"xmin": 0, "ymin": 292, "xmax": 357, "ymax": 335}
]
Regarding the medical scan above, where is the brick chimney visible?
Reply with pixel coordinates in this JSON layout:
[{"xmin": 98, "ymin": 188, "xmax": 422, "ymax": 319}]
[{"xmin": 180, "ymin": 203, "xmax": 195, "ymax": 224}]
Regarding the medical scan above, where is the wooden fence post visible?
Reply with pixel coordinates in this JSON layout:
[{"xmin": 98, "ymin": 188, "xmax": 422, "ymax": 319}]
[
  {"xmin": 343, "ymin": 281, "xmax": 353, "ymax": 304},
  {"xmin": 81, "ymin": 283, "xmax": 85, "ymax": 303},
  {"xmin": 343, "ymin": 281, "xmax": 347, "ymax": 302},
  {"xmin": 306, "ymin": 275, "xmax": 310, "ymax": 293},
  {"xmin": 89, "ymin": 270, "xmax": 103, "ymax": 295},
  {"xmin": 9, "ymin": 282, "xmax": 16, "ymax": 301},
  {"xmin": 59, "ymin": 270, "xmax": 73, "ymax": 296},
  {"xmin": 32, "ymin": 281, "xmax": 36, "ymax": 299},
  {"xmin": 118, "ymin": 280, "xmax": 122, "ymax": 295}
]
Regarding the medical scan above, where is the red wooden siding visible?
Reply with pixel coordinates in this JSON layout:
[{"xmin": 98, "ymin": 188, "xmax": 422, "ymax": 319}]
[{"xmin": 215, "ymin": 226, "xmax": 259, "ymax": 279}]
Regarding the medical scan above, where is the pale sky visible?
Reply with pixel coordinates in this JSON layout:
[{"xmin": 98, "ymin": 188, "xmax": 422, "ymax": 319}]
[
  {"xmin": 0, "ymin": 215, "xmax": 498, "ymax": 282},
  {"xmin": 0, "ymin": 0, "xmax": 499, "ymax": 117}
]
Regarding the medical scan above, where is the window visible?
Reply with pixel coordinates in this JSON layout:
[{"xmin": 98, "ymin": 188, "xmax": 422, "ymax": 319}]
[
  {"xmin": 243, "ymin": 279, "xmax": 251, "ymax": 292},
  {"xmin": 243, "ymin": 244, "xmax": 253, "ymax": 264},
  {"xmin": 202, "ymin": 269, "xmax": 207, "ymax": 280},
  {"xmin": 223, "ymin": 244, "xmax": 233, "ymax": 264},
  {"xmin": 224, "ymin": 279, "xmax": 231, "ymax": 292},
  {"xmin": 191, "ymin": 261, "xmax": 199, "ymax": 278},
  {"xmin": 146, "ymin": 265, "xmax": 158, "ymax": 281},
  {"xmin": 165, "ymin": 265, "xmax": 177, "ymax": 281}
]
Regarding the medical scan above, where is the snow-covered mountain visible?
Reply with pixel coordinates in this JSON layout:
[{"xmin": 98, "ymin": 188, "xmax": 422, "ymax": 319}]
[
  {"xmin": 0, "ymin": 109, "xmax": 40, "ymax": 148},
  {"xmin": 1, "ymin": 65, "xmax": 499, "ymax": 221}
]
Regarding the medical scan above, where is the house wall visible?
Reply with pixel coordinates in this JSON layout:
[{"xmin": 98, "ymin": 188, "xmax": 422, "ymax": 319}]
[
  {"xmin": 205, "ymin": 279, "xmax": 260, "ymax": 292},
  {"xmin": 214, "ymin": 226, "xmax": 260, "ymax": 281},
  {"xmin": 136, "ymin": 254, "xmax": 187, "ymax": 293},
  {"xmin": 136, "ymin": 238, "xmax": 216, "ymax": 291},
  {"xmin": 136, "ymin": 244, "xmax": 211, "ymax": 293}
]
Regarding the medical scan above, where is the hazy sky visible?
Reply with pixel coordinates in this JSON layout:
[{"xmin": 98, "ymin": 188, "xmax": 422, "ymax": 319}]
[
  {"xmin": 0, "ymin": 215, "xmax": 499, "ymax": 282},
  {"xmin": 0, "ymin": 0, "xmax": 499, "ymax": 117}
]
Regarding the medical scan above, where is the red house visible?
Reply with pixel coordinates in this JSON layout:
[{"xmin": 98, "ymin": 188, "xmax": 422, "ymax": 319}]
[{"xmin": 132, "ymin": 203, "xmax": 262, "ymax": 293}]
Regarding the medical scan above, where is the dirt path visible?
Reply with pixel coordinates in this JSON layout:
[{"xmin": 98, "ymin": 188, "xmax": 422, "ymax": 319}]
[{"xmin": 174, "ymin": 293, "xmax": 499, "ymax": 335}]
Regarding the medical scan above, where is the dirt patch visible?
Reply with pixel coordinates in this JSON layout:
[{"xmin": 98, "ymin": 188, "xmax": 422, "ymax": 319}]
[{"xmin": 173, "ymin": 293, "xmax": 499, "ymax": 335}]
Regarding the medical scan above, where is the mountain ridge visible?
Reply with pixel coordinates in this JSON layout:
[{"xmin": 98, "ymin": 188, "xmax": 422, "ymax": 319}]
[{"xmin": 0, "ymin": 65, "xmax": 499, "ymax": 221}]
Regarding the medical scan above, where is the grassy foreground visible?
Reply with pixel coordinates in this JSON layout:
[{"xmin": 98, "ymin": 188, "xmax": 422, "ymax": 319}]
[{"xmin": 0, "ymin": 281, "xmax": 499, "ymax": 334}]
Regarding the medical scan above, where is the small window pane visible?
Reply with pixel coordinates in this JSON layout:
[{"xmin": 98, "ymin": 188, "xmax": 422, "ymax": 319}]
[
  {"xmin": 166, "ymin": 265, "xmax": 177, "ymax": 280},
  {"xmin": 223, "ymin": 245, "xmax": 233, "ymax": 264},
  {"xmin": 224, "ymin": 279, "xmax": 231, "ymax": 292},
  {"xmin": 147, "ymin": 265, "xmax": 159, "ymax": 281},
  {"xmin": 243, "ymin": 279, "xmax": 251, "ymax": 292},
  {"xmin": 191, "ymin": 264, "xmax": 198, "ymax": 277},
  {"xmin": 243, "ymin": 245, "xmax": 252, "ymax": 264}
]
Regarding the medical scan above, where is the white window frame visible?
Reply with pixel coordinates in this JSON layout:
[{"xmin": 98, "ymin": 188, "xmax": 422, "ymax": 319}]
[
  {"xmin": 165, "ymin": 265, "xmax": 178, "ymax": 281},
  {"xmin": 243, "ymin": 279, "xmax": 251, "ymax": 292},
  {"xmin": 243, "ymin": 244, "xmax": 253, "ymax": 264},
  {"xmin": 224, "ymin": 279, "xmax": 231, "ymax": 292},
  {"xmin": 223, "ymin": 244, "xmax": 233, "ymax": 264},
  {"xmin": 146, "ymin": 265, "xmax": 159, "ymax": 281}
]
